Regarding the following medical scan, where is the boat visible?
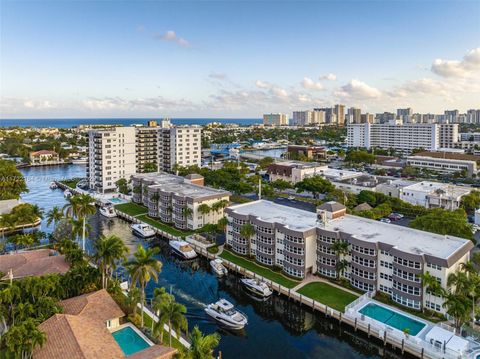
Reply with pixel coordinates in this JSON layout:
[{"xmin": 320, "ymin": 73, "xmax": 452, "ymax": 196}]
[
  {"xmin": 131, "ymin": 223, "xmax": 156, "ymax": 238},
  {"xmin": 240, "ymin": 278, "xmax": 273, "ymax": 298},
  {"xmin": 49, "ymin": 182, "xmax": 58, "ymax": 189},
  {"xmin": 169, "ymin": 240, "xmax": 197, "ymax": 259},
  {"xmin": 70, "ymin": 157, "xmax": 88, "ymax": 165},
  {"xmin": 210, "ymin": 259, "xmax": 228, "ymax": 276},
  {"xmin": 204, "ymin": 299, "xmax": 248, "ymax": 330},
  {"xmin": 63, "ymin": 189, "xmax": 72, "ymax": 198},
  {"xmin": 99, "ymin": 205, "xmax": 116, "ymax": 218}
]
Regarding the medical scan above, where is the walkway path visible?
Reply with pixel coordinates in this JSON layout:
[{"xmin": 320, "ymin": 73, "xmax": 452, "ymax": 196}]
[{"xmin": 291, "ymin": 273, "xmax": 359, "ymax": 296}]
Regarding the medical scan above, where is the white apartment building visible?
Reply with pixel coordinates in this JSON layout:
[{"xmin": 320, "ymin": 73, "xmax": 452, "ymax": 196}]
[
  {"xmin": 347, "ymin": 122, "xmax": 458, "ymax": 152},
  {"xmin": 407, "ymin": 155, "xmax": 478, "ymax": 177},
  {"xmin": 88, "ymin": 123, "xmax": 202, "ymax": 192},
  {"xmin": 225, "ymin": 200, "xmax": 473, "ymax": 313},
  {"xmin": 399, "ymin": 181, "xmax": 472, "ymax": 210},
  {"xmin": 263, "ymin": 113, "xmax": 289, "ymax": 126},
  {"xmin": 267, "ymin": 161, "xmax": 328, "ymax": 183},
  {"xmin": 132, "ymin": 173, "xmax": 230, "ymax": 230},
  {"xmin": 158, "ymin": 126, "xmax": 202, "ymax": 171},
  {"xmin": 87, "ymin": 127, "xmax": 136, "ymax": 193}
]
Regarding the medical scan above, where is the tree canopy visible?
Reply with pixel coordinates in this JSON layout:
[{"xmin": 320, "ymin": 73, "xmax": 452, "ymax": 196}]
[
  {"xmin": 409, "ymin": 208, "xmax": 474, "ymax": 240},
  {"xmin": 0, "ymin": 159, "xmax": 28, "ymax": 200}
]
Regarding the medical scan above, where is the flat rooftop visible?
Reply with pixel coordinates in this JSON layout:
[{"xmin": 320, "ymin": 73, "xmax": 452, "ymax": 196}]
[
  {"xmin": 228, "ymin": 200, "xmax": 469, "ymax": 259},
  {"xmin": 133, "ymin": 172, "xmax": 229, "ymax": 199},
  {"xmin": 403, "ymin": 181, "xmax": 472, "ymax": 197},
  {"xmin": 411, "ymin": 151, "xmax": 480, "ymax": 163},
  {"xmin": 272, "ymin": 161, "xmax": 326, "ymax": 169}
]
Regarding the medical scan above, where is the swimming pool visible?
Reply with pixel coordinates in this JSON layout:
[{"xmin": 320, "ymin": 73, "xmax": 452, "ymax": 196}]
[
  {"xmin": 109, "ymin": 197, "xmax": 124, "ymax": 204},
  {"xmin": 112, "ymin": 326, "xmax": 151, "ymax": 356},
  {"xmin": 359, "ymin": 303, "xmax": 426, "ymax": 336}
]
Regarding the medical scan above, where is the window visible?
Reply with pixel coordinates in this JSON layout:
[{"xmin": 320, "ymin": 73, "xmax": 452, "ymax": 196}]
[
  {"xmin": 393, "ymin": 281, "xmax": 420, "ymax": 296},
  {"xmin": 379, "ymin": 284, "xmax": 392, "ymax": 294},
  {"xmin": 425, "ymin": 301, "xmax": 441, "ymax": 312},
  {"xmin": 351, "ymin": 278, "xmax": 374, "ymax": 292},
  {"xmin": 393, "ymin": 268, "xmax": 420, "ymax": 282},
  {"xmin": 380, "ymin": 272, "xmax": 392, "ymax": 281},
  {"xmin": 284, "ymin": 266, "xmax": 304, "ymax": 278},
  {"xmin": 284, "ymin": 255, "xmax": 304, "ymax": 266},
  {"xmin": 317, "ymin": 245, "xmax": 334, "ymax": 255},
  {"xmin": 285, "ymin": 234, "xmax": 304, "ymax": 244},
  {"xmin": 352, "ymin": 256, "xmax": 376, "ymax": 268},
  {"xmin": 394, "ymin": 256, "xmax": 421, "ymax": 269},
  {"xmin": 352, "ymin": 267, "xmax": 376, "ymax": 280},
  {"xmin": 380, "ymin": 260, "xmax": 393, "ymax": 269},
  {"xmin": 392, "ymin": 293, "xmax": 421, "ymax": 309},
  {"xmin": 318, "ymin": 267, "xmax": 336, "ymax": 278},
  {"xmin": 285, "ymin": 245, "xmax": 304, "ymax": 255},
  {"xmin": 426, "ymin": 263, "xmax": 442, "ymax": 271},
  {"xmin": 352, "ymin": 244, "xmax": 375, "ymax": 256},
  {"xmin": 320, "ymin": 257, "xmax": 336, "ymax": 266},
  {"xmin": 257, "ymin": 255, "xmax": 273, "ymax": 266},
  {"xmin": 318, "ymin": 235, "xmax": 335, "ymax": 244}
]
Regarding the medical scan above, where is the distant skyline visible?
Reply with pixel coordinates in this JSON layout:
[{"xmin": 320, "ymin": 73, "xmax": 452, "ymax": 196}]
[{"xmin": 1, "ymin": 0, "xmax": 479, "ymax": 119}]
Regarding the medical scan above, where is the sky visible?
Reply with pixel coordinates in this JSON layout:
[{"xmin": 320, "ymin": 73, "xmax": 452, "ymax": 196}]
[{"xmin": 0, "ymin": 0, "xmax": 479, "ymax": 119}]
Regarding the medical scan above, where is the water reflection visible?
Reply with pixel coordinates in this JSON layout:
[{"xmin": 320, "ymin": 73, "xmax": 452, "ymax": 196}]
[{"xmin": 17, "ymin": 165, "xmax": 411, "ymax": 359}]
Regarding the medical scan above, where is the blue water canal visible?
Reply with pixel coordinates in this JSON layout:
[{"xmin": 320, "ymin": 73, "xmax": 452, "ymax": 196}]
[{"xmin": 17, "ymin": 164, "xmax": 409, "ymax": 359}]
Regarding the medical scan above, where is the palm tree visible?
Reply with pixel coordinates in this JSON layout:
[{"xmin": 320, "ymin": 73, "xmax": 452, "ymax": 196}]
[
  {"xmin": 46, "ymin": 206, "xmax": 64, "ymax": 227},
  {"xmin": 76, "ymin": 194, "xmax": 96, "ymax": 252},
  {"xmin": 442, "ymin": 293, "xmax": 471, "ymax": 330},
  {"xmin": 125, "ymin": 287, "xmax": 141, "ymax": 316},
  {"xmin": 331, "ymin": 240, "xmax": 349, "ymax": 279},
  {"xmin": 124, "ymin": 245, "xmax": 162, "ymax": 327},
  {"xmin": 420, "ymin": 271, "xmax": 440, "ymax": 313},
  {"xmin": 156, "ymin": 297, "xmax": 188, "ymax": 347},
  {"xmin": 180, "ymin": 325, "xmax": 220, "ymax": 359},
  {"xmin": 239, "ymin": 223, "xmax": 255, "ymax": 256},
  {"xmin": 198, "ymin": 204, "xmax": 211, "ymax": 227},
  {"xmin": 63, "ymin": 195, "xmax": 81, "ymax": 218},
  {"xmin": 93, "ymin": 235, "xmax": 128, "ymax": 289},
  {"xmin": 182, "ymin": 207, "xmax": 193, "ymax": 221},
  {"xmin": 151, "ymin": 287, "xmax": 173, "ymax": 338},
  {"xmin": 217, "ymin": 217, "xmax": 228, "ymax": 234},
  {"xmin": 70, "ymin": 218, "xmax": 87, "ymax": 244}
]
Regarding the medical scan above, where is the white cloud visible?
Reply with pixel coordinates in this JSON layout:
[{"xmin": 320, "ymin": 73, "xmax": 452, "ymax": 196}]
[
  {"xmin": 431, "ymin": 47, "xmax": 480, "ymax": 78},
  {"xmin": 335, "ymin": 79, "xmax": 381, "ymax": 99},
  {"xmin": 255, "ymin": 80, "xmax": 272, "ymax": 89},
  {"xmin": 319, "ymin": 73, "xmax": 337, "ymax": 81},
  {"xmin": 208, "ymin": 73, "xmax": 227, "ymax": 80},
  {"xmin": 301, "ymin": 77, "xmax": 324, "ymax": 91},
  {"xmin": 154, "ymin": 30, "xmax": 190, "ymax": 47}
]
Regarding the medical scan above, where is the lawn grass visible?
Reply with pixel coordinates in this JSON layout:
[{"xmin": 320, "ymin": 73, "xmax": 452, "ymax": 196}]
[
  {"xmin": 296, "ymin": 282, "xmax": 358, "ymax": 312},
  {"xmin": 60, "ymin": 177, "xmax": 82, "ymax": 189},
  {"xmin": 142, "ymin": 311, "xmax": 184, "ymax": 351},
  {"xmin": 219, "ymin": 250, "xmax": 299, "ymax": 288},
  {"xmin": 114, "ymin": 203, "xmax": 148, "ymax": 217},
  {"xmin": 137, "ymin": 214, "xmax": 193, "ymax": 237}
]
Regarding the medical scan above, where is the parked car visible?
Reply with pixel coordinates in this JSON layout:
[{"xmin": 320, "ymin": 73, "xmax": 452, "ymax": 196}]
[
  {"xmin": 388, "ymin": 213, "xmax": 404, "ymax": 221},
  {"xmin": 379, "ymin": 218, "xmax": 391, "ymax": 224}
]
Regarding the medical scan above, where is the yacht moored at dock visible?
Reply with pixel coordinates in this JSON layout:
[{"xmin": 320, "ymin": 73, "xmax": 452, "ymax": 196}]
[
  {"xmin": 210, "ymin": 259, "xmax": 228, "ymax": 276},
  {"xmin": 240, "ymin": 278, "xmax": 273, "ymax": 298},
  {"xmin": 169, "ymin": 240, "xmax": 197, "ymax": 259},
  {"xmin": 99, "ymin": 204, "xmax": 117, "ymax": 218},
  {"xmin": 49, "ymin": 182, "xmax": 58, "ymax": 189},
  {"xmin": 63, "ymin": 189, "xmax": 72, "ymax": 198},
  {"xmin": 131, "ymin": 223, "xmax": 156, "ymax": 238},
  {"xmin": 205, "ymin": 299, "xmax": 248, "ymax": 330}
]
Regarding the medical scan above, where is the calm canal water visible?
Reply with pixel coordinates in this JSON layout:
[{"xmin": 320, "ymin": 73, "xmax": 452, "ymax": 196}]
[{"xmin": 18, "ymin": 164, "xmax": 408, "ymax": 359}]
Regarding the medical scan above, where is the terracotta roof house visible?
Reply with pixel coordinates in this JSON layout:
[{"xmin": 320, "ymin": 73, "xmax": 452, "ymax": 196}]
[
  {"xmin": 0, "ymin": 249, "xmax": 70, "ymax": 280},
  {"xmin": 29, "ymin": 150, "xmax": 59, "ymax": 164},
  {"xmin": 34, "ymin": 290, "xmax": 177, "ymax": 359}
]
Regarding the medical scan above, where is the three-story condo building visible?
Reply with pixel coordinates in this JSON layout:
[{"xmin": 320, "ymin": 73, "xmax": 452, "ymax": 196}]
[
  {"xmin": 132, "ymin": 173, "xmax": 230, "ymax": 230},
  {"xmin": 225, "ymin": 200, "xmax": 473, "ymax": 314}
]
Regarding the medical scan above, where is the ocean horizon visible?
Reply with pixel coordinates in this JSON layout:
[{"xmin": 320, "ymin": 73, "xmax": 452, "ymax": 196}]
[{"xmin": 0, "ymin": 117, "xmax": 262, "ymax": 128}]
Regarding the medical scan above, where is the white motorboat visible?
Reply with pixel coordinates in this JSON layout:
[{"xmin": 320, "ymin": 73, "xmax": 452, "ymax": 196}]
[
  {"xmin": 99, "ymin": 205, "xmax": 116, "ymax": 218},
  {"xmin": 71, "ymin": 157, "xmax": 88, "ymax": 165},
  {"xmin": 204, "ymin": 299, "xmax": 248, "ymax": 330},
  {"xmin": 240, "ymin": 278, "xmax": 273, "ymax": 298},
  {"xmin": 63, "ymin": 189, "xmax": 72, "ymax": 198},
  {"xmin": 169, "ymin": 240, "xmax": 197, "ymax": 259},
  {"xmin": 210, "ymin": 259, "xmax": 228, "ymax": 276},
  {"xmin": 49, "ymin": 182, "xmax": 58, "ymax": 189},
  {"xmin": 131, "ymin": 223, "xmax": 156, "ymax": 238}
]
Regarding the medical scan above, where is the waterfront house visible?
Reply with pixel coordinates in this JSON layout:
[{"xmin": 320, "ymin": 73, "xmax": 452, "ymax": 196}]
[
  {"xmin": 34, "ymin": 289, "xmax": 177, "ymax": 359},
  {"xmin": 29, "ymin": 150, "xmax": 59, "ymax": 165},
  {"xmin": 225, "ymin": 200, "xmax": 473, "ymax": 314},
  {"xmin": 0, "ymin": 249, "xmax": 70, "ymax": 280}
]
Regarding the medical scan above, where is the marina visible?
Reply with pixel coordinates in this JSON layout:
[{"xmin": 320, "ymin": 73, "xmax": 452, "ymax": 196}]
[{"xmin": 10, "ymin": 164, "xmax": 413, "ymax": 359}]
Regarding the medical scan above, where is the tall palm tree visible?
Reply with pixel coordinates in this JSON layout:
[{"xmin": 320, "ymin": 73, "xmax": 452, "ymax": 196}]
[
  {"xmin": 46, "ymin": 206, "xmax": 64, "ymax": 227},
  {"xmin": 182, "ymin": 207, "xmax": 193, "ymax": 221},
  {"xmin": 239, "ymin": 223, "xmax": 255, "ymax": 256},
  {"xmin": 198, "ymin": 204, "xmax": 211, "ymax": 227},
  {"xmin": 156, "ymin": 297, "xmax": 188, "ymax": 347},
  {"xmin": 180, "ymin": 325, "xmax": 220, "ymax": 359},
  {"xmin": 331, "ymin": 240, "xmax": 349, "ymax": 279},
  {"xmin": 63, "ymin": 195, "xmax": 81, "ymax": 219},
  {"xmin": 217, "ymin": 217, "xmax": 228, "ymax": 234},
  {"xmin": 151, "ymin": 287, "xmax": 173, "ymax": 338},
  {"xmin": 70, "ymin": 218, "xmax": 88, "ymax": 244},
  {"xmin": 124, "ymin": 245, "xmax": 162, "ymax": 327},
  {"xmin": 76, "ymin": 194, "xmax": 96, "ymax": 252},
  {"xmin": 93, "ymin": 235, "xmax": 128, "ymax": 289},
  {"xmin": 125, "ymin": 287, "xmax": 141, "ymax": 316},
  {"xmin": 420, "ymin": 271, "xmax": 440, "ymax": 313}
]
